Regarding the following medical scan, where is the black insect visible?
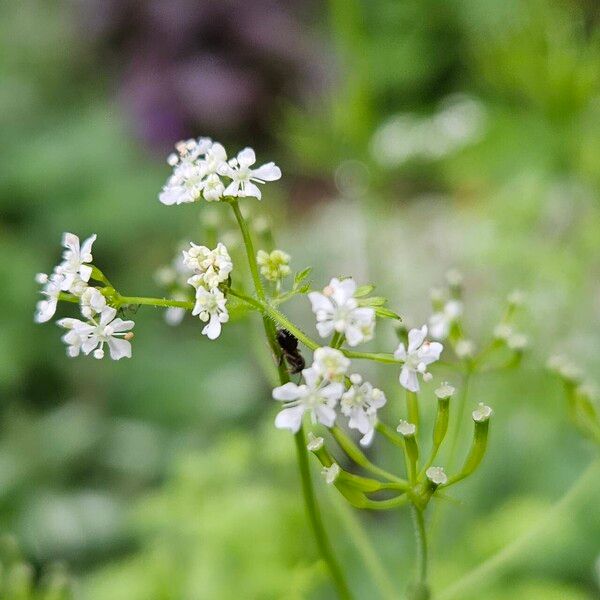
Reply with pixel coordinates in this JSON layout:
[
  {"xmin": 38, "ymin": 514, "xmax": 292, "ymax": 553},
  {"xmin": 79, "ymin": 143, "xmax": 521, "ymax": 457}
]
[{"xmin": 276, "ymin": 329, "xmax": 305, "ymax": 374}]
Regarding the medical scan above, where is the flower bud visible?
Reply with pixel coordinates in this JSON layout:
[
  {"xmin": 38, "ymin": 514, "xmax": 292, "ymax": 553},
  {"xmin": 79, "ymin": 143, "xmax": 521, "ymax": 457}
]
[{"xmin": 321, "ymin": 463, "xmax": 341, "ymax": 485}]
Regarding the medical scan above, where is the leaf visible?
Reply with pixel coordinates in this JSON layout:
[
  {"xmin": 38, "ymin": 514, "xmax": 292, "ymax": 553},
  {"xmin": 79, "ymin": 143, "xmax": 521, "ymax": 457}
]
[
  {"xmin": 354, "ymin": 284, "xmax": 375, "ymax": 298},
  {"xmin": 294, "ymin": 267, "xmax": 312, "ymax": 285},
  {"xmin": 374, "ymin": 306, "xmax": 402, "ymax": 320},
  {"xmin": 358, "ymin": 296, "xmax": 387, "ymax": 307},
  {"xmin": 296, "ymin": 284, "xmax": 311, "ymax": 295}
]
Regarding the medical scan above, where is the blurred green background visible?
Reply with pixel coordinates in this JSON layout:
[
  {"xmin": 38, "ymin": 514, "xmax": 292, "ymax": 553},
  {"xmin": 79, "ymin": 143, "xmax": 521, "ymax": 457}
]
[{"xmin": 1, "ymin": 1, "xmax": 599, "ymax": 598}]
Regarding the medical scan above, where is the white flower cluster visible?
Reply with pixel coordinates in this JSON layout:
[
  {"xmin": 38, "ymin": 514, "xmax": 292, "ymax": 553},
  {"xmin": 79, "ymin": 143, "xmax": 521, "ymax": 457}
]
[
  {"xmin": 159, "ymin": 138, "xmax": 281, "ymax": 205},
  {"xmin": 35, "ymin": 232, "xmax": 97, "ymax": 323},
  {"xmin": 183, "ymin": 242, "xmax": 233, "ymax": 340},
  {"xmin": 256, "ymin": 249, "xmax": 291, "ymax": 282},
  {"xmin": 308, "ymin": 278, "xmax": 375, "ymax": 347},
  {"xmin": 35, "ymin": 233, "xmax": 135, "ymax": 360},
  {"xmin": 272, "ymin": 347, "xmax": 387, "ymax": 446}
]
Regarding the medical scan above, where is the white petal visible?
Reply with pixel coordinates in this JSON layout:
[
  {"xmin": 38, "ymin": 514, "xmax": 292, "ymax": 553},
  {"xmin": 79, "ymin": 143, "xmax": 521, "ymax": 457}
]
[
  {"xmin": 223, "ymin": 180, "xmax": 240, "ymax": 197},
  {"xmin": 99, "ymin": 307, "xmax": 117, "ymax": 325},
  {"xmin": 237, "ymin": 147, "xmax": 256, "ymax": 167},
  {"xmin": 301, "ymin": 367, "xmax": 320, "ymax": 388},
  {"xmin": 80, "ymin": 234, "xmax": 97, "ymax": 257},
  {"xmin": 79, "ymin": 264, "xmax": 93, "ymax": 282},
  {"xmin": 272, "ymin": 382, "xmax": 301, "ymax": 401},
  {"xmin": 202, "ymin": 314, "xmax": 222, "ymax": 340},
  {"xmin": 251, "ymin": 162, "xmax": 281, "ymax": 181},
  {"xmin": 320, "ymin": 382, "xmax": 343, "ymax": 402},
  {"xmin": 399, "ymin": 366, "xmax": 419, "ymax": 392},
  {"xmin": 314, "ymin": 405, "xmax": 336, "ymax": 428},
  {"xmin": 62, "ymin": 233, "xmax": 80, "ymax": 253},
  {"xmin": 408, "ymin": 326, "xmax": 428, "ymax": 353},
  {"xmin": 308, "ymin": 292, "xmax": 333, "ymax": 313},
  {"xmin": 394, "ymin": 343, "xmax": 407, "ymax": 360},
  {"xmin": 316, "ymin": 320, "xmax": 335, "ymax": 338},
  {"xmin": 107, "ymin": 337, "xmax": 132, "ymax": 360},
  {"xmin": 344, "ymin": 324, "xmax": 363, "ymax": 347},
  {"xmin": 110, "ymin": 318, "xmax": 135, "ymax": 333},
  {"xmin": 332, "ymin": 278, "xmax": 356, "ymax": 305},
  {"xmin": 242, "ymin": 181, "xmax": 262, "ymax": 199},
  {"xmin": 274, "ymin": 405, "xmax": 305, "ymax": 433},
  {"xmin": 418, "ymin": 341, "xmax": 443, "ymax": 365}
]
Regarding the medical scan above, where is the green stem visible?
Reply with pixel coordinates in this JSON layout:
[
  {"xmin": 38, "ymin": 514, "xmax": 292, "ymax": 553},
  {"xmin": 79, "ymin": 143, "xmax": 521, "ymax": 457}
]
[
  {"xmin": 447, "ymin": 372, "xmax": 472, "ymax": 471},
  {"xmin": 406, "ymin": 391, "xmax": 419, "ymax": 428},
  {"xmin": 437, "ymin": 458, "xmax": 600, "ymax": 600},
  {"xmin": 118, "ymin": 296, "xmax": 194, "ymax": 309},
  {"xmin": 230, "ymin": 199, "xmax": 265, "ymax": 300},
  {"xmin": 411, "ymin": 506, "xmax": 428, "ymax": 589},
  {"xmin": 294, "ymin": 430, "xmax": 352, "ymax": 598},
  {"xmin": 331, "ymin": 426, "xmax": 408, "ymax": 486},
  {"xmin": 329, "ymin": 491, "xmax": 398, "ymax": 600},
  {"xmin": 230, "ymin": 200, "xmax": 351, "ymax": 599}
]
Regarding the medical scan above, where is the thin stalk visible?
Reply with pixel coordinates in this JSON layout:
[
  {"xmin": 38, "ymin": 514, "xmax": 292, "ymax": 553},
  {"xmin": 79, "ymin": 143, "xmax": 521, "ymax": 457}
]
[
  {"xmin": 118, "ymin": 296, "xmax": 193, "ymax": 310},
  {"xmin": 329, "ymin": 491, "xmax": 398, "ymax": 600},
  {"xmin": 410, "ymin": 506, "xmax": 428, "ymax": 589},
  {"xmin": 437, "ymin": 458, "xmax": 600, "ymax": 600},
  {"xmin": 446, "ymin": 371, "xmax": 472, "ymax": 471},
  {"xmin": 230, "ymin": 200, "xmax": 351, "ymax": 599},
  {"xmin": 406, "ymin": 391, "xmax": 419, "ymax": 428}
]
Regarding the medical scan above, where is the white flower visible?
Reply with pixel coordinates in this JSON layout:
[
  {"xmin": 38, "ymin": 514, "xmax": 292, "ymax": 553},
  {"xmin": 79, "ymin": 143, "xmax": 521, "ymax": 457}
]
[
  {"xmin": 183, "ymin": 242, "xmax": 233, "ymax": 289},
  {"xmin": 35, "ymin": 272, "xmax": 66, "ymax": 323},
  {"xmin": 272, "ymin": 367, "xmax": 343, "ymax": 433},
  {"xmin": 54, "ymin": 232, "xmax": 97, "ymax": 292},
  {"xmin": 394, "ymin": 325, "xmax": 443, "ymax": 392},
  {"xmin": 428, "ymin": 300, "xmax": 463, "ymax": 340},
  {"xmin": 191, "ymin": 287, "xmax": 229, "ymax": 340},
  {"xmin": 80, "ymin": 287, "xmax": 106, "ymax": 319},
  {"xmin": 455, "ymin": 339, "xmax": 475, "ymax": 359},
  {"xmin": 160, "ymin": 140, "xmax": 228, "ymax": 205},
  {"xmin": 256, "ymin": 249, "xmax": 291, "ymax": 282},
  {"xmin": 57, "ymin": 307, "xmax": 134, "ymax": 360},
  {"xmin": 472, "ymin": 403, "xmax": 493, "ymax": 422},
  {"xmin": 397, "ymin": 420, "xmax": 416, "ymax": 437},
  {"xmin": 341, "ymin": 374, "xmax": 387, "ymax": 446},
  {"xmin": 507, "ymin": 290, "xmax": 525, "ymax": 306},
  {"xmin": 308, "ymin": 278, "xmax": 375, "ymax": 347},
  {"xmin": 426, "ymin": 466, "xmax": 448, "ymax": 486},
  {"xmin": 219, "ymin": 147, "xmax": 281, "ymax": 200},
  {"xmin": 321, "ymin": 463, "xmax": 341, "ymax": 485},
  {"xmin": 312, "ymin": 347, "xmax": 350, "ymax": 382}
]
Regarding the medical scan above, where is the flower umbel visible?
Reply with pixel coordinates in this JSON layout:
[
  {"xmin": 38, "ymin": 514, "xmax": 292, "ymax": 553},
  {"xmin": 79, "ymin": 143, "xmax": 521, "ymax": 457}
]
[{"xmin": 183, "ymin": 242, "xmax": 233, "ymax": 289}]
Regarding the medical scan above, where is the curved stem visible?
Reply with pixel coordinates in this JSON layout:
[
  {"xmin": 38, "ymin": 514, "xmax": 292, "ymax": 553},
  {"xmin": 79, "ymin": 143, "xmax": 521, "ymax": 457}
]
[
  {"xmin": 230, "ymin": 200, "xmax": 351, "ymax": 599},
  {"xmin": 437, "ymin": 457, "xmax": 600, "ymax": 600}
]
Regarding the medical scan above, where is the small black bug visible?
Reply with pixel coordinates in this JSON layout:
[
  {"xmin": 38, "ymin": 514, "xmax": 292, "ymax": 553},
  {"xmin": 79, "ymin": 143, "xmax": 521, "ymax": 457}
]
[{"xmin": 276, "ymin": 329, "xmax": 306, "ymax": 374}]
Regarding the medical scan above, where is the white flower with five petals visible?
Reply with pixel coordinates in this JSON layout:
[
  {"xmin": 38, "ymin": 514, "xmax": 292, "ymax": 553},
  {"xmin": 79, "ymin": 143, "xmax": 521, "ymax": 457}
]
[
  {"xmin": 272, "ymin": 367, "xmax": 343, "ymax": 433},
  {"xmin": 394, "ymin": 325, "xmax": 443, "ymax": 392},
  {"xmin": 341, "ymin": 374, "xmax": 387, "ymax": 446},
  {"xmin": 308, "ymin": 278, "xmax": 375, "ymax": 347},
  {"xmin": 219, "ymin": 148, "xmax": 281, "ymax": 200},
  {"xmin": 57, "ymin": 307, "xmax": 134, "ymax": 360}
]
